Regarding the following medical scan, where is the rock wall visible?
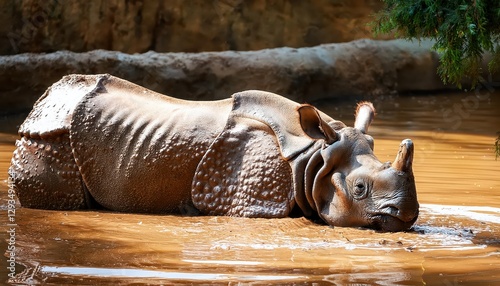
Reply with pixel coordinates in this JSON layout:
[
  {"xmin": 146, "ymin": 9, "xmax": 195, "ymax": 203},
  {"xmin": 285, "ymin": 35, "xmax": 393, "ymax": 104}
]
[
  {"xmin": 0, "ymin": 39, "xmax": 460, "ymax": 115},
  {"xmin": 0, "ymin": 0, "xmax": 385, "ymax": 55}
]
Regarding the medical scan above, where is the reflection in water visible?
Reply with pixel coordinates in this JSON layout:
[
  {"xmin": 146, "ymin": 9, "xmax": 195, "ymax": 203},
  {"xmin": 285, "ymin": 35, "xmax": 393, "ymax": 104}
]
[
  {"xmin": 0, "ymin": 92, "xmax": 499, "ymax": 285},
  {"xmin": 41, "ymin": 266, "xmax": 307, "ymax": 282}
]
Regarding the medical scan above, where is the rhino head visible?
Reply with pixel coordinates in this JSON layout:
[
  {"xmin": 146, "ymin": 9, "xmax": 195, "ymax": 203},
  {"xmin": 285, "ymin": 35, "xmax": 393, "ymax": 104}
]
[{"xmin": 299, "ymin": 102, "xmax": 419, "ymax": 232}]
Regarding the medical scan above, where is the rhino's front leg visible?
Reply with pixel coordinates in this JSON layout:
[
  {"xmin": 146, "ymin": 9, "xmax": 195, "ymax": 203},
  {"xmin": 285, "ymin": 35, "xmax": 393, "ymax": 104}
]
[{"xmin": 9, "ymin": 133, "xmax": 91, "ymax": 210}]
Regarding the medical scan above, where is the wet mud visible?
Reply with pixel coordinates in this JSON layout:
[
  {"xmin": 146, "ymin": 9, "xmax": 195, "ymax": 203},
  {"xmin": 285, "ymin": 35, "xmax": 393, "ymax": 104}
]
[{"xmin": 1, "ymin": 91, "xmax": 499, "ymax": 285}]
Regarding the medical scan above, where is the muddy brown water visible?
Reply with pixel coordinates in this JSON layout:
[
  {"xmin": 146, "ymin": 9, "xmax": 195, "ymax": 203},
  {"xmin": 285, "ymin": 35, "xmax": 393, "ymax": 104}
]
[{"xmin": 0, "ymin": 92, "xmax": 499, "ymax": 285}]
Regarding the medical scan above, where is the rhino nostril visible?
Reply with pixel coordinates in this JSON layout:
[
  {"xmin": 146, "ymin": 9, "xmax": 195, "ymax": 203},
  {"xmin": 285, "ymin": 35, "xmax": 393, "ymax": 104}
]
[
  {"xmin": 379, "ymin": 201, "xmax": 419, "ymax": 223},
  {"xmin": 386, "ymin": 206, "xmax": 400, "ymax": 216},
  {"xmin": 384, "ymin": 205, "xmax": 420, "ymax": 223},
  {"xmin": 380, "ymin": 204, "xmax": 404, "ymax": 218}
]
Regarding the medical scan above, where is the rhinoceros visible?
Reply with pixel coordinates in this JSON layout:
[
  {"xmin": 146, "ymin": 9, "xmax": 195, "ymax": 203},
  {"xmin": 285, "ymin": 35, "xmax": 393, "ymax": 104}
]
[{"xmin": 9, "ymin": 74, "xmax": 419, "ymax": 231}]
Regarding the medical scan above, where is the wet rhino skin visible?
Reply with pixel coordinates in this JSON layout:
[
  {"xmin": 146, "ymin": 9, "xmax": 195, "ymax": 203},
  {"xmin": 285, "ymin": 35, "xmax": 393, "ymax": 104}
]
[
  {"xmin": 9, "ymin": 74, "xmax": 419, "ymax": 231},
  {"xmin": 9, "ymin": 74, "xmax": 336, "ymax": 214}
]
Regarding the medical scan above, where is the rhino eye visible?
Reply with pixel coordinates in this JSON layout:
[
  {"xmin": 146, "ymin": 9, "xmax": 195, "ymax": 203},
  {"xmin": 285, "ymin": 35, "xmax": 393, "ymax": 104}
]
[{"xmin": 353, "ymin": 181, "xmax": 369, "ymax": 200}]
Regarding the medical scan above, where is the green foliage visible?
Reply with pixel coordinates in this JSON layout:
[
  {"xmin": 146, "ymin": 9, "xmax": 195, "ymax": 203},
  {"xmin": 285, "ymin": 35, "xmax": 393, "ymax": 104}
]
[{"xmin": 373, "ymin": 0, "xmax": 500, "ymax": 87}]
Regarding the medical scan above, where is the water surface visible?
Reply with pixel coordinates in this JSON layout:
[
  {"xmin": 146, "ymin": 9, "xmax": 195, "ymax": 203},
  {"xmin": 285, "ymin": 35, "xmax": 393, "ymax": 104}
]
[{"xmin": 0, "ymin": 91, "xmax": 499, "ymax": 285}]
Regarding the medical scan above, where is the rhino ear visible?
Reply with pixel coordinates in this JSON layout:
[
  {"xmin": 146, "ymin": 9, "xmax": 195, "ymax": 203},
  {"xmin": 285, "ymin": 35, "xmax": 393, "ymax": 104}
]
[
  {"xmin": 298, "ymin": 105, "xmax": 338, "ymax": 144},
  {"xmin": 191, "ymin": 117, "xmax": 294, "ymax": 218},
  {"xmin": 354, "ymin": 102, "xmax": 375, "ymax": 134}
]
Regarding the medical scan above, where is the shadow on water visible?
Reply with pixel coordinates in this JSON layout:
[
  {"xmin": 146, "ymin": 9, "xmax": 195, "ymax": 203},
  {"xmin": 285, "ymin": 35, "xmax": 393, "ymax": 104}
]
[{"xmin": 0, "ymin": 91, "xmax": 499, "ymax": 285}]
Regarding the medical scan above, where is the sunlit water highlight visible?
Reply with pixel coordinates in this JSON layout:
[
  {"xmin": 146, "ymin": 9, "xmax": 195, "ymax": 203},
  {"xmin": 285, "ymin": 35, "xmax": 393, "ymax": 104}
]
[{"xmin": 41, "ymin": 266, "xmax": 307, "ymax": 281}]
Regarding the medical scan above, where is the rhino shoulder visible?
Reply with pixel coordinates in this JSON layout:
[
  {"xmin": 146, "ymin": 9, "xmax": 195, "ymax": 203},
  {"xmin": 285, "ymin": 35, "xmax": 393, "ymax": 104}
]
[{"xmin": 230, "ymin": 90, "xmax": 328, "ymax": 160}]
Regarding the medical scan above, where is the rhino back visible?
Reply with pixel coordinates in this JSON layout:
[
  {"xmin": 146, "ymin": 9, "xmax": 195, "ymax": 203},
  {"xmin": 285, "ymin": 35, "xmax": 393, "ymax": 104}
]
[{"xmin": 69, "ymin": 75, "xmax": 232, "ymax": 213}]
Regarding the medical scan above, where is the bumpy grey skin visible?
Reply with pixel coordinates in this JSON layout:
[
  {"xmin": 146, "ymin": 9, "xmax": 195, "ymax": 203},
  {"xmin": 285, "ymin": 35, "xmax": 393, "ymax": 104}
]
[{"xmin": 9, "ymin": 74, "xmax": 419, "ymax": 231}]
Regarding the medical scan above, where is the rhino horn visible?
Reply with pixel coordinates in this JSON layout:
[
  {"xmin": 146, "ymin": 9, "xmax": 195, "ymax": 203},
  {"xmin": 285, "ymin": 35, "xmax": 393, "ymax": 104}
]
[
  {"xmin": 354, "ymin": 102, "xmax": 375, "ymax": 134},
  {"xmin": 392, "ymin": 139, "xmax": 414, "ymax": 172}
]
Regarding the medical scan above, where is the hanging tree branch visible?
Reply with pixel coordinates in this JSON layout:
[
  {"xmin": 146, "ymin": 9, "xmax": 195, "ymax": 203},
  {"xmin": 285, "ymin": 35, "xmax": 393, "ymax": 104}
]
[
  {"xmin": 373, "ymin": 0, "xmax": 500, "ymax": 88},
  {"xmin": 373, "ymin": 0, "xmax": 500, "ymax": 160}
]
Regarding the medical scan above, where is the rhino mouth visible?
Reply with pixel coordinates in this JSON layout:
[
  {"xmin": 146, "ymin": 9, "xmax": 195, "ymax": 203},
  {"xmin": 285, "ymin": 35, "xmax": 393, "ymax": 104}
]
[{"xmin": 369, "ymin": 213, "xmax": 418, "ymax": 232}]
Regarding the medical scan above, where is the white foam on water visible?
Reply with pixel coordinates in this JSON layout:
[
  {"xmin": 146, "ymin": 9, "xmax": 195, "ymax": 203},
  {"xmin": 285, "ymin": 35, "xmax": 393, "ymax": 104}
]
[
  {"xmin": 420, "ymin": 204, "xmax": 500, "ymax": 224},
  {"xmin": 407, "ymin": 204, "xmax": 500, "ymax": 251}
]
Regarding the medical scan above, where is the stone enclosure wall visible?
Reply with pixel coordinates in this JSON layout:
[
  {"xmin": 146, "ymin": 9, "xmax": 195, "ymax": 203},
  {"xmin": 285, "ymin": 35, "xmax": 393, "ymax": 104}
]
[
  {"xmin": 0, "ymin": 39, "xmax": 456, "ymax": 115},
  {"xmin": 1, "ymin": 0, "xmax": 497, "ymax": 116},
  {"xmin": 0, "ymin": 0, "xmax": 385, "ymax": 55}
]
